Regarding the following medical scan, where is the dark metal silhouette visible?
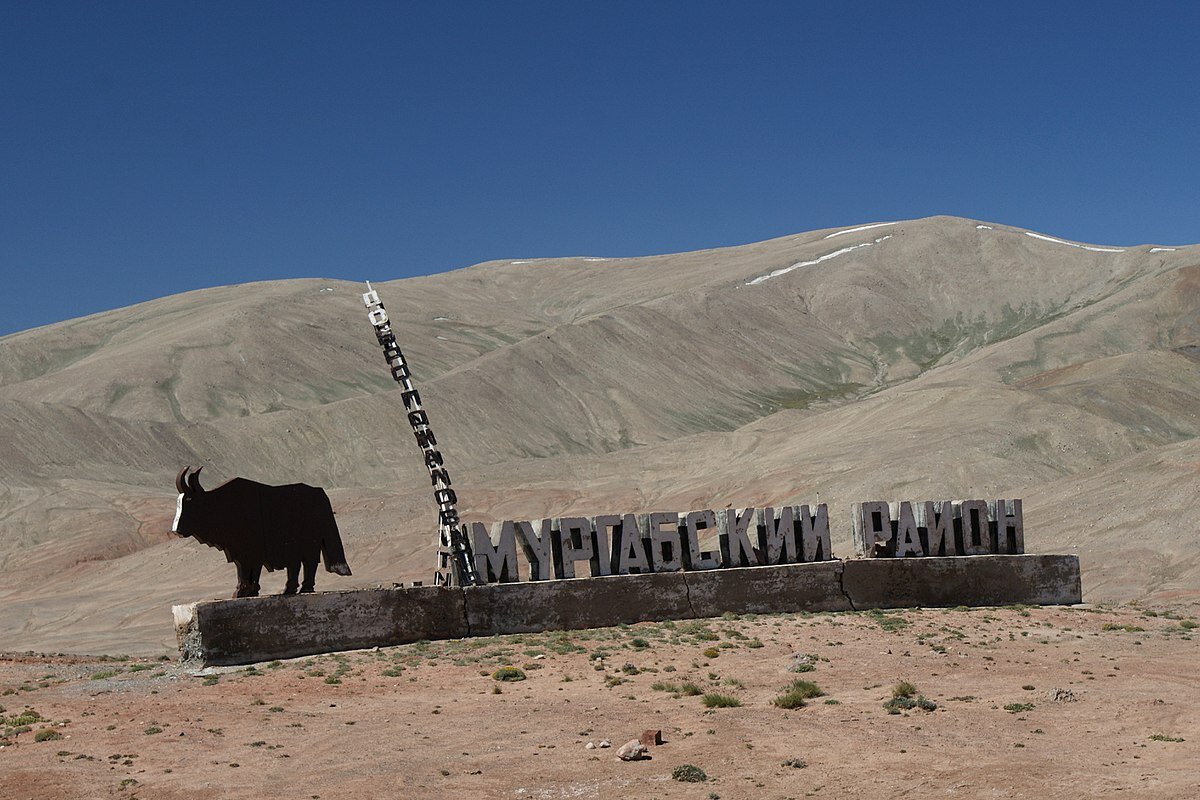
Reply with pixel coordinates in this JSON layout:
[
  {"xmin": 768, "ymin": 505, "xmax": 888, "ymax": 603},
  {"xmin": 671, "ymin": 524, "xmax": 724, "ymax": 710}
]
[{"xmin": 172, "ymin": 467, "xmax": 353, "ymax": 598}]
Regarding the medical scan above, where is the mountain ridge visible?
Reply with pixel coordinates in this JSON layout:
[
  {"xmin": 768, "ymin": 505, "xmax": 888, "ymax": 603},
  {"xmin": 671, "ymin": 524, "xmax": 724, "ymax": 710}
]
[{"xmin": 1, "ymin": 215, "xmax": 1197, "ymax": 653}]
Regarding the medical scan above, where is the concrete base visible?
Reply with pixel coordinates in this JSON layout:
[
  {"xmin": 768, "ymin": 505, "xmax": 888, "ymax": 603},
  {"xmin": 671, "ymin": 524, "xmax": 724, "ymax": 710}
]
[
  {"xmin": 842, "ymin": 555, "xmax": 1082, "ymax": 608},
  {"xmin": 174, "ymin": 554, "xmax": 1081, "ymax": 666}
]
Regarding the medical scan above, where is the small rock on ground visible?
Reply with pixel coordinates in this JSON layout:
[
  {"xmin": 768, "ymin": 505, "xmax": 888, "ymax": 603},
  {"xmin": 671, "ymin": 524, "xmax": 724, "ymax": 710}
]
[{"xmin": 617, "ymin": 740, "xmax": 649, "ymax": 761}]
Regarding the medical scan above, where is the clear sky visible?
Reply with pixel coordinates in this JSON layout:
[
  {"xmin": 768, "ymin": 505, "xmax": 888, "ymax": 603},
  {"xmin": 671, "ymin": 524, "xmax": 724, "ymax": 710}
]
[{"xmin": 2, "ymin": 2, "xmax": 1198, "ymax": 336}]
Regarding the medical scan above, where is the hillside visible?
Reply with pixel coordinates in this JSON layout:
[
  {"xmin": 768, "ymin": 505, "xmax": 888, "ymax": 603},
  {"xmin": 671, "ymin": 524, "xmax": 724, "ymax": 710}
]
[{"xmin": 0, "ymin": 215, "xmax": 1197, "ymax": 654}]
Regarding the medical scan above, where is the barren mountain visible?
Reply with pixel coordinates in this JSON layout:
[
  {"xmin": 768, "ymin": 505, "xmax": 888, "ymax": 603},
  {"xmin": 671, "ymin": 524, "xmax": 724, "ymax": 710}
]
[{"xmin": 1, "ymin": 215, "xmax": 1197, "ymax": 654}]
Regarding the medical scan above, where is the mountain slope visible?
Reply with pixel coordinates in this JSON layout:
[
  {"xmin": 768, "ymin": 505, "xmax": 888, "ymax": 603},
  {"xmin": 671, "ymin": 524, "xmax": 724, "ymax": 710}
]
[{"xmin": 0, "ymin": 216, "xmax": 1196, "ymax": 654}]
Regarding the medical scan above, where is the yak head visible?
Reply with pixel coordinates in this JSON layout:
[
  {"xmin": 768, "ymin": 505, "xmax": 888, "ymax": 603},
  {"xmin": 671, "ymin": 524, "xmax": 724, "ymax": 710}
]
[{"xmin": 172, "ymin": 466, "xmax": 206, "ymax": 537}]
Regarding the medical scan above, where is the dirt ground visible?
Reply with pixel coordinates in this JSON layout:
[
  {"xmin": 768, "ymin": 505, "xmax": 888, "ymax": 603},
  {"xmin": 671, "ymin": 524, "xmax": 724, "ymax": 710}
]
[{"xmin": 1, "ymin": 603, "xmax": 1197, "ymax": 799}]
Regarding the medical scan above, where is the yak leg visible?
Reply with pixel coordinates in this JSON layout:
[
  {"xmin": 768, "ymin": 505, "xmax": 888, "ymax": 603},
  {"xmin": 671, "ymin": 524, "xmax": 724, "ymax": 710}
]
[
  {"xmin": 300, "ymin": 558, "xmax": 318, "ymax": 593},
  {"xmin": 234, "ymin": 562, "xmax": 262, "ymax": 598},
  {"xmin": 248, "ymin": 564, "xmax": 262, "ymax": 596},
  {"xmin": 233, "ymin": 562, "xmax": 250, "ymax": 598},
  {"xmin": 283, "ymin": 563, "xmax": 301, "ymax": 595}
]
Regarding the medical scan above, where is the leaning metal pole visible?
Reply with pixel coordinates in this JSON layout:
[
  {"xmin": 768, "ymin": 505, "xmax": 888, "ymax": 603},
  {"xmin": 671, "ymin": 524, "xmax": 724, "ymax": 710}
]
[{"xmin": 361, "ymin": 282, "xmax": 480, "ymax": 587}]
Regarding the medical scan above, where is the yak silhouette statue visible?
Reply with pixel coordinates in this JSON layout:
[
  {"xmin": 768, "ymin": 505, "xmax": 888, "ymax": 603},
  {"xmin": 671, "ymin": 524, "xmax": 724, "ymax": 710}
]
[{"xmin": 172, "ymin": 467, "xmax": 353, "ymax": 598}]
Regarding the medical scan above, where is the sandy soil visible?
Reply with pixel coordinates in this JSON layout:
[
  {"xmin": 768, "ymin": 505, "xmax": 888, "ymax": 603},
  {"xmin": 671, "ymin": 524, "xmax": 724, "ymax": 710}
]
[{"xmin": 2, "ymin": 603, "xmax": 1197, "ymax": 799}]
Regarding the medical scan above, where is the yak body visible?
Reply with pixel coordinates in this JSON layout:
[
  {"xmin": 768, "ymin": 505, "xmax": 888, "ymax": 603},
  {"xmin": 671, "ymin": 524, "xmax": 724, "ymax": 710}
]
[{"xmin": 172, "ymin": 469, "xmax": 352, "ymax": 598}]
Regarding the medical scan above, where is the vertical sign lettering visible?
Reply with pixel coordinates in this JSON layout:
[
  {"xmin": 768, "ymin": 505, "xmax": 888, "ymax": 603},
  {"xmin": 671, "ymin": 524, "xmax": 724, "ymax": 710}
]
[{"xmin": 362, "ymin": 282, "xmax": 478, "ymax": 586}]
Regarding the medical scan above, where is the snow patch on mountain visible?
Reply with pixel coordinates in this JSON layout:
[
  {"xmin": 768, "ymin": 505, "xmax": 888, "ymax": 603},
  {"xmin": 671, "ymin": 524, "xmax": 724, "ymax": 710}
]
[
  {"xmin": 1024, "ymin": 231, "xmax": 1124, "ymax": 253},
  {"xmin": 747, "ymin": 236, "xmax": 892, "ymax": 286},
  {"xmin": 824, "ymin": 221, "xmax": 896, "ymax": 239}
]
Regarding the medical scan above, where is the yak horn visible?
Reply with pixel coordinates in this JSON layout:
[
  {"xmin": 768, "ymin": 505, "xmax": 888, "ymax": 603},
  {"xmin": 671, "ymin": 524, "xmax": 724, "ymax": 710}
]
[
  {"xmin": 176, "ymin": 467, "xmax": 190, "ymax": 494},
  {"xmin": 187, "ymin": 466, "xmax": 204, "ymax": 494}
]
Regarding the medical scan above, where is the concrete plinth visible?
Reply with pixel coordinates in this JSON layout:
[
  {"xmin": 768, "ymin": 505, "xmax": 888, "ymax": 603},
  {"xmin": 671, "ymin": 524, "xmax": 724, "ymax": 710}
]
[
  {"xmin": 680, "ymin": 559, "xmax": 848, "ymax": 617},
  {"xmin": 463, "ymin": 571, "xmax": 693, "ymax": 635},
  {"xmin": 174, "ymin": 554, "xmax": 1081, "ymax": 666},
  {"xmin": 842, "ymin": 554, "xmax": 1082, "ymax": 609},
  {"xmin": 174, "ymin": 586, "xmax": 466, "ymax": 665}
]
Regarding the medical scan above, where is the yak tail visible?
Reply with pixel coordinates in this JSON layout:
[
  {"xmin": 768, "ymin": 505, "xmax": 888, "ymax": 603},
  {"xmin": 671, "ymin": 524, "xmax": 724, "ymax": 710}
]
[{"xmin": 316, "ymin": 490, "xmax": 353, "ymax": 576}]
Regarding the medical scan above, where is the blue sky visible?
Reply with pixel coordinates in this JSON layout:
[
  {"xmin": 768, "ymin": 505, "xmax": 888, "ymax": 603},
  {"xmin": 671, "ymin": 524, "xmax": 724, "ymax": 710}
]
[{"xmin": 2, "ymin": 2, "xmax": 1198, "ymax": 336}]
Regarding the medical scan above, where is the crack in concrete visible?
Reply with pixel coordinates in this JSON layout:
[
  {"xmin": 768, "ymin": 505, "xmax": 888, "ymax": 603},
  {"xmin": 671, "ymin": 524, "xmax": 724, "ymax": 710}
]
[
  {"xmin": 836, "ymin": 561, "xmax": 858, "ymax": 611},
  {"xmin": 680, "ymin": 571, "xmax": 699, "ymax": 619}
]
